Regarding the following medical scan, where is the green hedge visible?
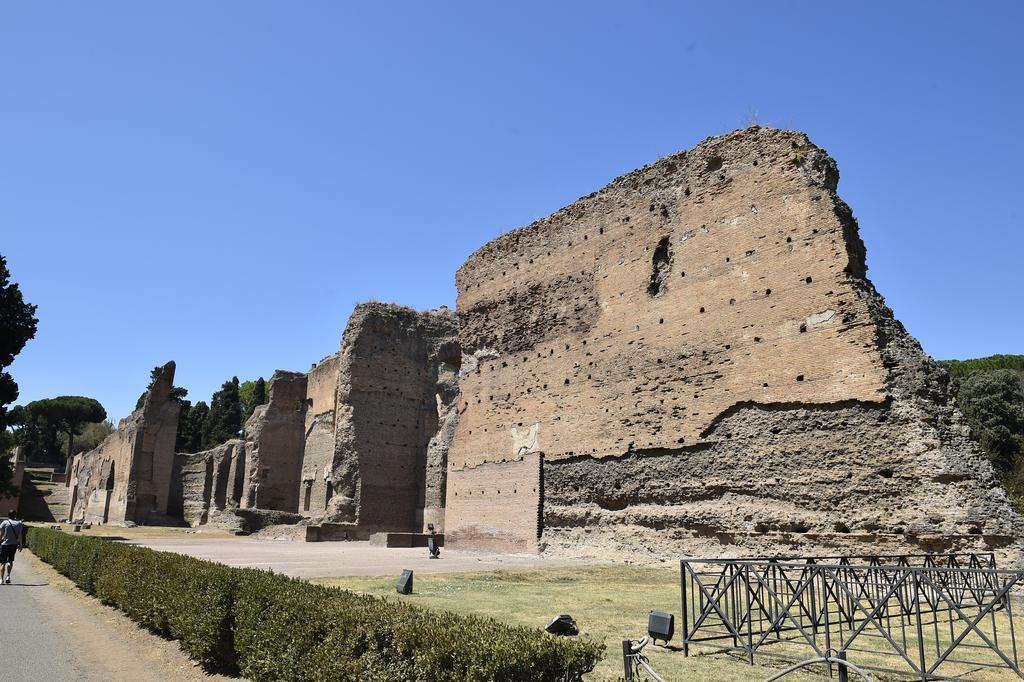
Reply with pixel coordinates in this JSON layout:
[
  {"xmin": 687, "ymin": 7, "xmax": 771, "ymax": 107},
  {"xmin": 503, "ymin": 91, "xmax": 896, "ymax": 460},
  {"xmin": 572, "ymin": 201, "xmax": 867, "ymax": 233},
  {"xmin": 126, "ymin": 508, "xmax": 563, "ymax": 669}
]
[{"xmin": 26, "ymin": 527, "xmax": 603, "ymax": 681}]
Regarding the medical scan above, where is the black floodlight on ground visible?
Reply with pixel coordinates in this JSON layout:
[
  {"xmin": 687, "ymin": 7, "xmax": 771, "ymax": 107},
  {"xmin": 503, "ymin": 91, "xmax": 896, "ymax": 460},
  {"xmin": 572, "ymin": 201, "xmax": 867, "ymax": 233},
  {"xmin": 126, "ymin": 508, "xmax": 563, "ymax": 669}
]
[
  {"xmin": 648, "ymin": 610, "xmax": 674, "ymax": 645},
  {"xmin": 545, "ymin": 614, "xmax": 579, "ymax": 636},
  {"xmin": 427, "ymin": 523, "xmax": 440, "ymax": 559},
  {"xmin": 397, "ymin": 569, "xmax": 413, "ymax": 595}
]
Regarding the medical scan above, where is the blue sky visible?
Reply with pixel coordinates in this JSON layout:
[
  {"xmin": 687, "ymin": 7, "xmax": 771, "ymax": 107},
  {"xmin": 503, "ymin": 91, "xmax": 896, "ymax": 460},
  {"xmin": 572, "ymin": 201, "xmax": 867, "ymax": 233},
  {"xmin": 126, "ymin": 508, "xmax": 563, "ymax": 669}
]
[{"xmin": 3, "ymin": 2, "xmax": 1021, "ymax": 421}]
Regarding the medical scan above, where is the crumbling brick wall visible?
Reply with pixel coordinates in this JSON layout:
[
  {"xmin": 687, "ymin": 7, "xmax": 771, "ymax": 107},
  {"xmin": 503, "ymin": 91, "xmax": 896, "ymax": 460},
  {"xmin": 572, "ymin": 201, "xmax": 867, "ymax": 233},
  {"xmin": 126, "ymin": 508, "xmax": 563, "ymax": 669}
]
[
  {"xmin": 301, "ymin": 303, "xmax": 459, "ymax": 536},
  {"xmin": 445, "ymin": 127, "xmax": 1023, "ymax": 561},
  {"xmin": 241, "ymin": 370, "xmax": 306, "ymax": 512},
  {"xmin": 169, "ymin": 439, "xmax": 245, "ymax": 527},
  {"xmin": 69, "ymin": 361, "xmax": 181, "ymax": 525},
  {"xmin": 297, "ymin": 356, "xmax": 341, "ymax": 516}
]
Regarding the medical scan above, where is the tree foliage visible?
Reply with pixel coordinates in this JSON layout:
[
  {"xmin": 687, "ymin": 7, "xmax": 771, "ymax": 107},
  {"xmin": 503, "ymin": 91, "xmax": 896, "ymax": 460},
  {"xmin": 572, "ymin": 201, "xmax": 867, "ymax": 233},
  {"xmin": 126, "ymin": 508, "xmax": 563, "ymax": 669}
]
[
  {"xmin": 941, "ymin": 354, "xmax": 1024, "ymax": 380},
  {"xmin": 956, "ymin": 370, "xmax": 1024, "ymax": 473},
  {"xmin": 239, "ymin": 377, "xmax": 267, "ymax": 422},
  {"xmin": 0, "ymin": 254, "xmax": 39, "ymax": 495},
  {"xmin": 58, "ymin": 420, "xmax": 114, "ymax": 457},
  {"xmin": 202, "ymin": 377, "xmax": 242, "ymax": 448},
  {"xmin": 177, "ymin": 401, "xmax": 208, "ymax": 453},
  {"xmin": 945, "ymin": 357, "xmax": 1024, "ymax": 510},
  {"xmin": 14, "ymin": 396, "xmax": 107, "ymax": 464}
]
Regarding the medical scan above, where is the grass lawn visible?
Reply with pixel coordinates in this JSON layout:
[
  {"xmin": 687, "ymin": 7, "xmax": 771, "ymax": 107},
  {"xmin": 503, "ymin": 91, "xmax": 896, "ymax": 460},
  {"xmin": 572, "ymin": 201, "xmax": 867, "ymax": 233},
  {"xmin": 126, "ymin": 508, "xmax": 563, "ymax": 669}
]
[{"xmin": 313, "ymin": 564, "xmax": 821, "ymax": 681}]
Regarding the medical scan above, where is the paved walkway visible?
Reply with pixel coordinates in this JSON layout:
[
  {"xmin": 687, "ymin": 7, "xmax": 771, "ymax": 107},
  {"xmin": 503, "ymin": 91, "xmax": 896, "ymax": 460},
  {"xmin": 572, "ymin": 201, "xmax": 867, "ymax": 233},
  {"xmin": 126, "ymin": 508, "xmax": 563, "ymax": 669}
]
[
  {"xmin": 0, "ymin": 551, "xmax": 233, "ymax": 681},
  {"xmin": 0, "ymin": 553, "xmax": 87, "ymax": 681}
]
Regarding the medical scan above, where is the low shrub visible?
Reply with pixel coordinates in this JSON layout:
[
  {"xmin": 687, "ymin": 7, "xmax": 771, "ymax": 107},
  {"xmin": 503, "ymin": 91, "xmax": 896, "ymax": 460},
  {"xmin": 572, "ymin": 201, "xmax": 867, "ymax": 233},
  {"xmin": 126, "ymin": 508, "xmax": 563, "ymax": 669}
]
[
  {"xmin": 26, "ymin": 527, "xmax": 603, "ymax": 681},
  {"xmin": 27, "ymin": 528, "xmax": 236, "ymax": 670}
]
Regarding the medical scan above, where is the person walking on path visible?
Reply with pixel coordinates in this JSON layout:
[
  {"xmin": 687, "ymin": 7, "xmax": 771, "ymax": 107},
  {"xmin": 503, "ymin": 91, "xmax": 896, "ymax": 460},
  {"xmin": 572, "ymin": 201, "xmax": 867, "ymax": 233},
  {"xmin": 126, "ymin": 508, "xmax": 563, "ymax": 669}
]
[{"xmin": 0, "ymin": 510, "xmax": 25, "ymax": 584}]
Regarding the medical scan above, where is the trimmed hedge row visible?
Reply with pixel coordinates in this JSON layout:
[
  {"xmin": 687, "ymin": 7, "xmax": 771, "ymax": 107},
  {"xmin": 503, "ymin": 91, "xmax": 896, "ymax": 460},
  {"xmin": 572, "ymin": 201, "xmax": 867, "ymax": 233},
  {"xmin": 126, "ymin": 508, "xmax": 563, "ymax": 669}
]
[{"xmin": 26, "ymin": 527, "xmax": 603, "ymax": 681}]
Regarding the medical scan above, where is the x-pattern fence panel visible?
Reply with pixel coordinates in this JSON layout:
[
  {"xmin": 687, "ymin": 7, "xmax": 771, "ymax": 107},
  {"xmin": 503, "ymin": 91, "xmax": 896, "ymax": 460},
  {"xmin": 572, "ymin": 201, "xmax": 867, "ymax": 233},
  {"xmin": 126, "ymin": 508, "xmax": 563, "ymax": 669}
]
[{"xmin": 681, "ymin": 555, "xmax": 1023, "ymax": 680}]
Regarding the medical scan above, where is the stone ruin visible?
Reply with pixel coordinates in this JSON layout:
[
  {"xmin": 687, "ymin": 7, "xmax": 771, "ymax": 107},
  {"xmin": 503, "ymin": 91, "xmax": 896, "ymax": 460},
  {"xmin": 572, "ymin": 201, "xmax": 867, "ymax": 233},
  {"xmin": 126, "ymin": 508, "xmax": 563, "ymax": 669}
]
[
  {"xmin": 0, "ymin": 447, "xmax": 25, "ymax": 513},
  {"xmin": 68, "ymin": 361, "xmax": 181, "ymax": 525},
  {"xmin": 298, "ymin": 303, "xmax": 459, "ymax": 539},
  {"xmin": 63, "ymin": 127, "xmax": 1023, "ymax": 562},
  {"xmin": 165, "ymin": 302, "xmax": 458, "ymax": 539},
  {"xmin": 444, "ymin": 127, "xmax": 1022, "ymax": 562}
]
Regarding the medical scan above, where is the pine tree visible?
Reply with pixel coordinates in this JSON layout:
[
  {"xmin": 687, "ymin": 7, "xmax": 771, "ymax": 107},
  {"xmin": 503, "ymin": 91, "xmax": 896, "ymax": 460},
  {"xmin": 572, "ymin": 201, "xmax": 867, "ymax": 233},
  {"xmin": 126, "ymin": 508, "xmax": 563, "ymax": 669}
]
[
  {"xmin": 202, "ymin": 377, "xmax": 242, "ymax": 448},
  {"xmin": 238, "ymin": 376, "xmax": 269, "ymax": 422},
  {"xmin": 177, "ymin": 401, "xmax": 208, "ymax": 452},
  {"xmin": 253, "ymin": 377, "xmax": 267, "ymax": 410}
]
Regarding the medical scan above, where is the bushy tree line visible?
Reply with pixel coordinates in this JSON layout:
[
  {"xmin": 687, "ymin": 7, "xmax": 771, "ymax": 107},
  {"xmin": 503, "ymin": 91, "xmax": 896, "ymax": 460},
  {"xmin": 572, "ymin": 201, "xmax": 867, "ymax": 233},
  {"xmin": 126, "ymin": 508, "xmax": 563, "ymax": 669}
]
[
  {"xmin": 10, "ymin": 396, "xmax": 107, "ymax": 464},
  {"xmin": 143, "ymin": 372, "xmax": 267, "ymax": 454},
  {"xmin": 0, "ymin": 255, "xmax": 38, "ymax": 494},
  {"xmin": 941, "ymin": 356, "xmax": 1024, "ymax": 508},
  {"xmin": 942, "ymin": 354, "xmax": 1024, "ymax": 380}
]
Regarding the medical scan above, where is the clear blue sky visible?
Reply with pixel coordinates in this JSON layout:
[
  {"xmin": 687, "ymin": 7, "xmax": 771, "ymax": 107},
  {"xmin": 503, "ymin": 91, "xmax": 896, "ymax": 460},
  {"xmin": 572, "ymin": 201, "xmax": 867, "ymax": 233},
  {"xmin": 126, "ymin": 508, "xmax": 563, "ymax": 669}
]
[{"xmin": 3, "ymin": 2, "xmax": 1021, "ymax": 421}]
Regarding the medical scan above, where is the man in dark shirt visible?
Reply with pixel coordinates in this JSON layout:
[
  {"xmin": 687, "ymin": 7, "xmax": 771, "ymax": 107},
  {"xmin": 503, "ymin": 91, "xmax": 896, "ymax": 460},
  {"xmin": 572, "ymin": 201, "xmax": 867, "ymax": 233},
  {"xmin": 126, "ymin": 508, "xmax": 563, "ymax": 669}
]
[{"xmin": 0, "ymin": 510, "xmax": 25, "ymax": 584}]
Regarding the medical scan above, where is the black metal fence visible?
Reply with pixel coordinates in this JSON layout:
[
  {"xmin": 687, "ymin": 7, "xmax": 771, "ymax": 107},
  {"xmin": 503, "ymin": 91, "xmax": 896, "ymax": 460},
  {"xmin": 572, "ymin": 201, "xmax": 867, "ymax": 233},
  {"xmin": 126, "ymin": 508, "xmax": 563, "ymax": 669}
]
[{"xmin": 680, "ymin": 553, "xmax": 1023, "ymax": 680}]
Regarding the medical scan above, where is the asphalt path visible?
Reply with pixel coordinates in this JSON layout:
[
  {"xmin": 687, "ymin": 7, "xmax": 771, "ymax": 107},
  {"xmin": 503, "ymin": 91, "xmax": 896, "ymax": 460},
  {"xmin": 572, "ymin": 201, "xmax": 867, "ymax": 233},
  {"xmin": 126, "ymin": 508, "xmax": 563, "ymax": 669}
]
[
  {"xmin": 0, "ymin": 551, "xmax": 100, "ymax": 681},
  {"xmin": 0, "ymin": 551, "xmax": 233, "ymax": 682}
]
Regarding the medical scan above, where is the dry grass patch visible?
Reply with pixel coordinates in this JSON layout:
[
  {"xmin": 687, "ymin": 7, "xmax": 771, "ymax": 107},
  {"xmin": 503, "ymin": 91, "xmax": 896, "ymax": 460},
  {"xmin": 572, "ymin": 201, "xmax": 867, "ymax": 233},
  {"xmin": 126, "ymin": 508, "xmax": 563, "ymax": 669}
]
[{"xmin": 313, "ymin": 564, "xmax": 819, "ymax": 681}]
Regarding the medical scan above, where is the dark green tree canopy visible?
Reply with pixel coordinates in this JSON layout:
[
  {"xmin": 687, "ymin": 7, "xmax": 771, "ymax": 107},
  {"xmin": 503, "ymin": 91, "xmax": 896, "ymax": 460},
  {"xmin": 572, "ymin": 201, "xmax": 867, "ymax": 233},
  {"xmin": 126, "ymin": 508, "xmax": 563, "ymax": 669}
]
[
  {"xmin": 177, "ymin": 400, "xmax": 208, "ymax": 453},
  {"xmin": 239, "ymin": 376, "xmax": 268, "ymax": 422},
  {"xmin": 0, "ymin": 255, "xmax": 38, "ymax": 493},
  {"xmin": 202, "ymin": 377, "xmax": 242, "ymax": 448},
  {"xmin": 15, "ymin": 396, "xmax": 107, "ymax": 464},
  {"xmin": 956, "ymin": 369, "xmax": 1024, "ymax": 474},
  {"xmin": 942, "ymin": 355, "xmax": 1024, "ymax": 381},
  {"xmin": 0, "ymin": 254, "xmax": 39, "ymax": 424},
  {"xmin": 944, "ymin": 358, "xmax": 1024, "ymax": 513}
]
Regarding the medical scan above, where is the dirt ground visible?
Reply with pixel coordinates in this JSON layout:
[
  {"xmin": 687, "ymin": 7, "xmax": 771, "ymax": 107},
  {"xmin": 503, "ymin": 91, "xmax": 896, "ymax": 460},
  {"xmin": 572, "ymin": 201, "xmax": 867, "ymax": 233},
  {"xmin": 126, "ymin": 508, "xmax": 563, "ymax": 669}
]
[{"xmin": 123, "ymin": 533, "xmax": 592, "ymax": 577}]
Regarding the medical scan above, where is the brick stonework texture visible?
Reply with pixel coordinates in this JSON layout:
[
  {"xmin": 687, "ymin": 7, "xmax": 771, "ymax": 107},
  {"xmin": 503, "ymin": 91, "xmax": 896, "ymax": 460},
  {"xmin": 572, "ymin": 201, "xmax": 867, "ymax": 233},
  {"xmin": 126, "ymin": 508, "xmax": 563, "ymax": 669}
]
[{"xmin": 445, "ymin": 127, "xmax": 1024, "ymax": 562}]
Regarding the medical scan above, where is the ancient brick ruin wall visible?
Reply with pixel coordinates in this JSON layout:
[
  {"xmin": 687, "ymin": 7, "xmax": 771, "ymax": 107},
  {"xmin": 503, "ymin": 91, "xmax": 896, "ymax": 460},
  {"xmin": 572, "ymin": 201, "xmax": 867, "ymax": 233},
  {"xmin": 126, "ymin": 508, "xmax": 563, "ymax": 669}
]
[
  {"xmin": 169, "ymin": 439, "xmax": 245, "ymax": 527},
  {"xmin": 0, "ymin": 448, "xmax": 25, "ymax": 514},
  {"xmin": 318, "ymin": 303, "xmax": 459, "ymax": 535},
  {"xmin": 445, "ymin": 127, "xmax": 1023, "ymax": 561},
  {"xmin": 69, "ymin": 361, "xmax": 181, "ymax": 525},
  {"xmin": 241, "ymin": 370, "xmax": 306, "ymax": 512},
  {"xmin": 445, "ymin": 452, "xmax": 541, "ymax": 551},
  {"xmin": 298, "ymin": 356, "xmax": 341, "ymax": 516},
  {"xmin": 421, "ymin": 338, "xmax": 461, "ymax": 531}
]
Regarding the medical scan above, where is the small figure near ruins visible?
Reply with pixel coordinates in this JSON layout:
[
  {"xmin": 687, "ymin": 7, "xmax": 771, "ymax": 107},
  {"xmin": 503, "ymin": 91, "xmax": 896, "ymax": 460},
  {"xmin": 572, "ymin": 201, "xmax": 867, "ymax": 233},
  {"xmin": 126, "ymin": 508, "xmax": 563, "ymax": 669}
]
[{"xmin": 0, "ymin": 510, "xmax": 25, "ymax": 585}]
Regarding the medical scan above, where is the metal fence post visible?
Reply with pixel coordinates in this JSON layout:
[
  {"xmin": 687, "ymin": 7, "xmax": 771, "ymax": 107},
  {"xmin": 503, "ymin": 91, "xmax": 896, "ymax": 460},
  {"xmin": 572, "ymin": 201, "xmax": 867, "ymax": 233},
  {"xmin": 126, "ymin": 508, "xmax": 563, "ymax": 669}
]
[{"xmin": 622, "ymin": 640, "xmax": 633, "ymax": 681}]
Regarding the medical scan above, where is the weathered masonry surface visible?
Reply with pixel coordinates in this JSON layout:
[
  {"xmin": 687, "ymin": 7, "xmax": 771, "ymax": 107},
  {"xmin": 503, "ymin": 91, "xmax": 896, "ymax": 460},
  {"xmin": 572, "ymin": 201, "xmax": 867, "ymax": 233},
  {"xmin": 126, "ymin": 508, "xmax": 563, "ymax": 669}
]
[
  {"xmin": 301, "ymin": 303, "xmax": 460, "ymax": 536},
  {"xmin": 242, "ymin": 370, "xmax": 307, "ymax": 512},
  {"xmin": 169, "ymin": 439, "xmax": 245, "ymax": 527},
  {"xmin": 68, "ymin": 361, "xmax": 181, "ymax": 525},
  {"xmin": 445, "ymin": 127, "xmax": 1023, "ymax": 561}
]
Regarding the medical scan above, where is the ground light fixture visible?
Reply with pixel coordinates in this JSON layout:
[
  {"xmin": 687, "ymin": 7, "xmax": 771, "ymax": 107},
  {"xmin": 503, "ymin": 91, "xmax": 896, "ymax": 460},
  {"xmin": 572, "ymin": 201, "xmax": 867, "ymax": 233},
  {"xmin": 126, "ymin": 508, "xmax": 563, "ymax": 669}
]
[
  {"xmin": 647, "ymin": 610, "xmax": 674, "ymax": 645},
  {"xmin": 397, "ymin": 569, "xmax": 413, "ymax": 595},
  {"xmin": 544, "ymin": 614, "xmax": 579, "ymax": 636}
]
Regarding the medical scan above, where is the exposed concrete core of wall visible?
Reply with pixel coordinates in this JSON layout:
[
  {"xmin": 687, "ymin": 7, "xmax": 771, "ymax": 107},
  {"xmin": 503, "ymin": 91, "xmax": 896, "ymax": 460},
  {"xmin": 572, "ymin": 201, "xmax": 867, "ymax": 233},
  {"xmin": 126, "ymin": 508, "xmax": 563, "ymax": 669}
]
[
  {"xmin": 445, "ymin": 127, "xmax": 1024, "ymax": 561},
  {"xmin": 170, "ymin": 439, "xmax": 245, "ymax": 527},
  {"xmin": 297, "ymin": 355, "xmax": 342, "ymax": 519},
  {"xmin": 299, "ymin": 303, "xmax": 460, "ymax": 536},
  {"xmin": 69, "ymin": 361, "xmax": 181, "ymax": 525},
  {"xmin": 242, "ymin": 370, "xmax": 307, "ymax": 512}
]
